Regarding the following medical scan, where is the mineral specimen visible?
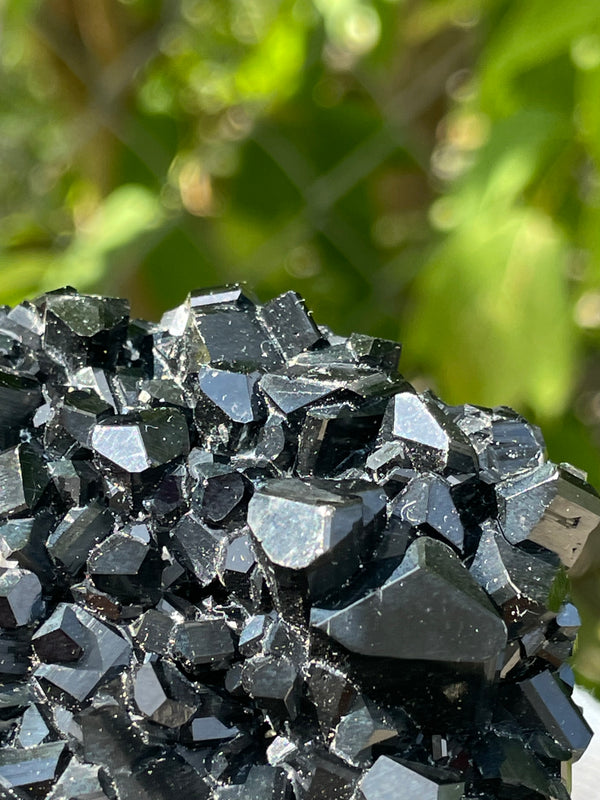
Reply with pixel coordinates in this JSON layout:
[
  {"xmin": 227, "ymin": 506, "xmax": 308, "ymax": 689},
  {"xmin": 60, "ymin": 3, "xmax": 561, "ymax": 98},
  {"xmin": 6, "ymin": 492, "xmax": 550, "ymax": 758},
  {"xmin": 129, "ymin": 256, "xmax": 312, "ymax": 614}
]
[{"xmin": 0, "ymin": 284, "xmax": 597, "ymax": 799}]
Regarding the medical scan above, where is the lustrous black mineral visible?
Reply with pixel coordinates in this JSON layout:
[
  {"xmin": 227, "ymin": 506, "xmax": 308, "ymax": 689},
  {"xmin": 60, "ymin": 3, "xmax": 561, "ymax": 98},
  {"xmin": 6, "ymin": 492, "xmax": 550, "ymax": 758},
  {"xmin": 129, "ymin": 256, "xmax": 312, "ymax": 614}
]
[{"xmin": 0, "ymin": 284, "xmax": 597, "ymax": 799}]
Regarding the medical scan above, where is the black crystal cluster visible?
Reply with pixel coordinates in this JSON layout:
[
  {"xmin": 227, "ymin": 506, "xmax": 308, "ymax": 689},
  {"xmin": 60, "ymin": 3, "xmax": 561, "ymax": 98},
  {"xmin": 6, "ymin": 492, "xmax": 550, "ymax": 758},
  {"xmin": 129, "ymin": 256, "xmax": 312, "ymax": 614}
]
[{"xmin": 0, "ymin": 285, "xmax": 598, "ymax": 800}]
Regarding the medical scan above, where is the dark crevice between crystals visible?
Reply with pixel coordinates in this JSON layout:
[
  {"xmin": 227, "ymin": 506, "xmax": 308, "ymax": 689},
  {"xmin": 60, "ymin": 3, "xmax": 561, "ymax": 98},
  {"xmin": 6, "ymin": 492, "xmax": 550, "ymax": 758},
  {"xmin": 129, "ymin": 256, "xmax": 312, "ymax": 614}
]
[{"xmin": 0, "ymin": 284, "xmax": 597, "ymax": 799}]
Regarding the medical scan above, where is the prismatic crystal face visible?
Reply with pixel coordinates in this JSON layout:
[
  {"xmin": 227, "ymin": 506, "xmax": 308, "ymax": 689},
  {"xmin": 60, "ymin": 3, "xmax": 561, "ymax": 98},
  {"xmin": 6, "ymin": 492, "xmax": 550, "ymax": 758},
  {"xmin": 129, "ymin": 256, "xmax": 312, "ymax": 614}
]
[{"xmin": 0, "ymin": 284, "xmax": 598, "ymax": 799}]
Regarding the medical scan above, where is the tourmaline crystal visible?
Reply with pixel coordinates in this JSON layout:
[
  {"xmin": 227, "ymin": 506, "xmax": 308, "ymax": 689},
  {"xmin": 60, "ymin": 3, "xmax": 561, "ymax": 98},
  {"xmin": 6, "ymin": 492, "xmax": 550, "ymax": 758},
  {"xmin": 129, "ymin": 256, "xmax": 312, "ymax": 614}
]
[{"xmin": 0, "ymin": 284, "xmax": 597, "ymax": 799}]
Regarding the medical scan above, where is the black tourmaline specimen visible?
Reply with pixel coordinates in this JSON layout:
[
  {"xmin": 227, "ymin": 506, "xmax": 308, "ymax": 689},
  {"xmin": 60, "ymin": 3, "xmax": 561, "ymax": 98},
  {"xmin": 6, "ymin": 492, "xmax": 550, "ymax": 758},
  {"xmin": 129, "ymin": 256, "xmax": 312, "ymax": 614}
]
[{"xmin": 0, "ymin": 286, "xmax": 597, "ymax": 800}]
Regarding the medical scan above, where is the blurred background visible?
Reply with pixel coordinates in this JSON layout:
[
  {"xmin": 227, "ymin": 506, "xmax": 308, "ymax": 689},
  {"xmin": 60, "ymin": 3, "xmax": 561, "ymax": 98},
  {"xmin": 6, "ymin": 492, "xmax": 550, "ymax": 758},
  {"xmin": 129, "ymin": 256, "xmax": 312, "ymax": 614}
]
[{"xmin": 3, "ymin": 0, "xmax": 600, "ymax": 688}]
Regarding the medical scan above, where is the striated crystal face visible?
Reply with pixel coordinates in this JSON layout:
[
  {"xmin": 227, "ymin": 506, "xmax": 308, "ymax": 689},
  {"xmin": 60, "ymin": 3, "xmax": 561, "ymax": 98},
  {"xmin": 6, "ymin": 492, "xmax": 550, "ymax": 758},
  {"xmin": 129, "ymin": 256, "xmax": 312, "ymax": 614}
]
[{"xmin": 0, "ymin": 284, "xmax": 597, "ymax": 799}]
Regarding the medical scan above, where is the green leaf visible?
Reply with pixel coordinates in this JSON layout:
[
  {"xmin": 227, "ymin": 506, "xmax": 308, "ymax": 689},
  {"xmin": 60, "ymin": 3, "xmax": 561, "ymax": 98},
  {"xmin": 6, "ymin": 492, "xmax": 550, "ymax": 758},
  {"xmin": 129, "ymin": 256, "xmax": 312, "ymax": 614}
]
[
  {"xmin": 480, "ymin": 0, "xmax": 600, "ymax": 113},
  {"xmin": 235, "ymin": 12, "xmax": 308, "ymax": 104},
  {"xmin": 39, "ymin": 185, "xmax": 164, "ymax": 294},
  {"xmin": 406, "ymin": 205, "xmax": 575, "ymax": 418},
  {"xmin": 0, "ymin": 252, "xmax": 50, "ymax": 307}
]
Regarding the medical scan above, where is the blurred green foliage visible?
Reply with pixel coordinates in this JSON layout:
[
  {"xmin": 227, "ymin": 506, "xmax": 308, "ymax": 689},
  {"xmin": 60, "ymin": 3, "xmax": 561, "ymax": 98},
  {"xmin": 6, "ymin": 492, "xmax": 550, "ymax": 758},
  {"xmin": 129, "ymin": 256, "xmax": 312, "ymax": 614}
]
[{"xmin": 3, "ymin": 0, "xmax": 600, "ymax": 685}]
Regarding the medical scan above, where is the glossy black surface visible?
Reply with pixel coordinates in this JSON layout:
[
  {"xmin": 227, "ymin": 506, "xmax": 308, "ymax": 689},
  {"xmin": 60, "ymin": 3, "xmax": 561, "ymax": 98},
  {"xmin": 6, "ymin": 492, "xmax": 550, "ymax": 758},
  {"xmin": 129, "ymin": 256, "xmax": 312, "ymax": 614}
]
[{"xmin": 0, "ymin": 286, "xmax": 596, "ymax": 799}]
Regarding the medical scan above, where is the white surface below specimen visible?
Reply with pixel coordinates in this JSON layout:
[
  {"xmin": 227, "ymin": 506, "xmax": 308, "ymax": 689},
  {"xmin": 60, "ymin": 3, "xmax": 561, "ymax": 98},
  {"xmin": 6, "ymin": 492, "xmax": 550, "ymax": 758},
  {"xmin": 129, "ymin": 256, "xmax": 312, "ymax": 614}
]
[{"xmin": 572, "ymin": 686, "xmax": 600, "ymax": 799}]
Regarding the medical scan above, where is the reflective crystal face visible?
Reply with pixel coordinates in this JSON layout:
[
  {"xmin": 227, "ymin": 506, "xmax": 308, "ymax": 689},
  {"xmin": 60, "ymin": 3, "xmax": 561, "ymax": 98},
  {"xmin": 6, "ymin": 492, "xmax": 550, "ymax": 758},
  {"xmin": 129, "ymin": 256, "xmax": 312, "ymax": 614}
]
[
  {"xmin": 0, "ymin": 285, "xmax": 596, "ymax": 800},
  {"xmin": 0, "ymin": 567, "xmax": 42, "ymax": 628},
  {"xmin": 359, "ymin": 756, "xmax": 464, "ymax": 800},
  {"xmin": 247, "ymin": 478, "xmax": 364, "ymax": 569}
]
